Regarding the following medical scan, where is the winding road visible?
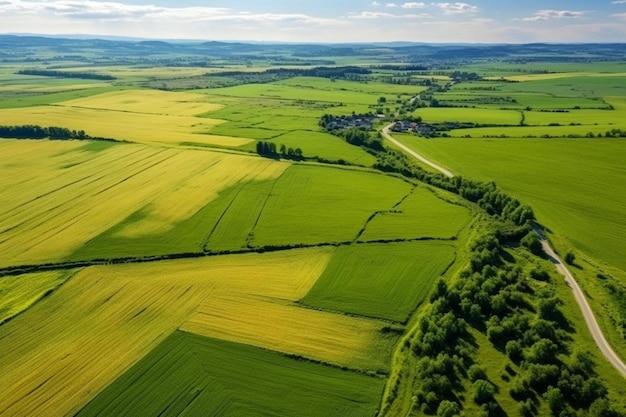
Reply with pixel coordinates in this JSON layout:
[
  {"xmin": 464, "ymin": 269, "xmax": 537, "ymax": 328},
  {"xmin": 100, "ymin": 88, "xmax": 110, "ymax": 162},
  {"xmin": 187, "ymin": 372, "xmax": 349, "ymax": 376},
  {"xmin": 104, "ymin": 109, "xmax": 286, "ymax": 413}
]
[{"xmin": 382, "ymin": 124, "xmax": 626, "ymax": 378}]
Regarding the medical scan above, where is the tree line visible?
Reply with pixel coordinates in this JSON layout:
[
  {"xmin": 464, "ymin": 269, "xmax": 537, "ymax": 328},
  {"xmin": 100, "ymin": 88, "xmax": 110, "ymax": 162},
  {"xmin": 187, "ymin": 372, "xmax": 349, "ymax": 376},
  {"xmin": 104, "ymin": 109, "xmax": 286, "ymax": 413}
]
[
  {"xmin": 0, "ymin": 124, "xmax": 88, "ymax": 140},
  {"xmin": 256, "ymin": 141, "xmax": 303, "ymax": 160},
  {"xmin": 17, "ymin": 69, "xmax": 116, "ymax": 81}
]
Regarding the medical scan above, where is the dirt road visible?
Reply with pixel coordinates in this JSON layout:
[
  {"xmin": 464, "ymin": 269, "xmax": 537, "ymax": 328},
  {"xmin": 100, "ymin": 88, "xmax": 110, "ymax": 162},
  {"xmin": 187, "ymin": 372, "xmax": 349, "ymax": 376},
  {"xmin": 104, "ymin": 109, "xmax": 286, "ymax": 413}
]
[
  {"xmin": 381, "ymin": 124, "xmax": 454, "ymax": 178},
  {"xmin": 533, "ymin": 226, "xmax": 626, "ymax": 377},
  {"xmin": 382, "ymin": 125, "xmax": 626, "ymax": 378}
]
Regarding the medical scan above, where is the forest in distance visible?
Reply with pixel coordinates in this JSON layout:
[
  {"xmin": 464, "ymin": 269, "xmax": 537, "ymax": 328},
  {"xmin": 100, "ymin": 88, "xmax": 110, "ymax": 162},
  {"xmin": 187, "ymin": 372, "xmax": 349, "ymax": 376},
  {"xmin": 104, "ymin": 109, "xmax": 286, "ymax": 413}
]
[{"xmin": 0, "ymin": 34, "xmax": 625, "ymax": 417}]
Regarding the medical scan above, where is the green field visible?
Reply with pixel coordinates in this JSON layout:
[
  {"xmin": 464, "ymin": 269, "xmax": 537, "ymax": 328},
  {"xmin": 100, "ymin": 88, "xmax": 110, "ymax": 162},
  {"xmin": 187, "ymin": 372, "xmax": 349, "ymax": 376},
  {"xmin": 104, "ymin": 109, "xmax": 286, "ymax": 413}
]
[
  {"xmin": 250, "ymin": 166, "xmax": 412, "ymax": 247},
  {"xmin": 75, "ymin": 331, "xmax": 385, "ymax": 417},
  {"xmin": 359, "ymin": 185, "xmax": 470, "ymax": 241},
  {"xmin": 392, "ymin": 136, "xmax": 626, "ymax": 274},
  {"xmin": 302, "ymin": 241, "xmax": 456, "ymax": 322}
]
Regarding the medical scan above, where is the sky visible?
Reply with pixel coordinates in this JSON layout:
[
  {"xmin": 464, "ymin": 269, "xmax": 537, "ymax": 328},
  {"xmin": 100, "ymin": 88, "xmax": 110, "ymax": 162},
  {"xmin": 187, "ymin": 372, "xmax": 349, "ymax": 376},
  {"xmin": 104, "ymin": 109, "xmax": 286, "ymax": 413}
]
[{"xmin": 1, "ymin": 0, "xmax": 626, "ymax": 43}]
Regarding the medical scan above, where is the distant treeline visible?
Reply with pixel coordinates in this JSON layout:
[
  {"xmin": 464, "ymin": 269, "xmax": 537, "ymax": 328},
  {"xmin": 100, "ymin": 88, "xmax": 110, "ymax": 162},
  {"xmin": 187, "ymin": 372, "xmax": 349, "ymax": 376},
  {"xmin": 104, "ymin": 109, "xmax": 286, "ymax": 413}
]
[
  {"xmin": 208, "ymin": 66, "xmax": 371, "ymax": 80},
  {"xmin": 0, "ymin": 124, "xmax": 89, "ymax": 140},
  {"xmin": 371, "ymin": 65, "xmax": 428, "ymax": 71},
  {"xmin": 16, "ymin": 69, "xmax": 116, "ymax": 81}
]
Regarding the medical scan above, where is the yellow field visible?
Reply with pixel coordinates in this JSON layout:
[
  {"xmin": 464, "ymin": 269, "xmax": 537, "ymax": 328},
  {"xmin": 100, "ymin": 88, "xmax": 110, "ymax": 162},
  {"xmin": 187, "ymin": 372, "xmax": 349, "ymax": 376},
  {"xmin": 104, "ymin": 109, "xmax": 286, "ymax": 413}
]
[
  {"xmin": 0, "ymin": 271, "xmax": 70, "ymax": 324},
  {"xmin": 0, "ymin": 89, "xmax": 251, "ymax": 146},
  {"xmin": 0, "ymin": 248, "xmax": 390, "ymax": 417},
  {"xmin": 59, "ymin": 89, "xmax": 223, "ymax": 116},
  {"xmin": 0, "ymin": 140, "xmax": 288, "ymax": 266},
  {"xmin": 182, "ymin": 295, "xmax": 392, "ymax": 372}
]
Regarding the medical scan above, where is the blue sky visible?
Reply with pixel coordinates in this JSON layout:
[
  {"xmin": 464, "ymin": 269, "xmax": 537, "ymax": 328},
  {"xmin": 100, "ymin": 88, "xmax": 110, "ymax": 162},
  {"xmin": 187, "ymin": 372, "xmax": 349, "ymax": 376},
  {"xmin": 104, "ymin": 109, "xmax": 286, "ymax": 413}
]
[{"xmin": 1, "ymin": 1, "xmax": 626, "ymax": 43}]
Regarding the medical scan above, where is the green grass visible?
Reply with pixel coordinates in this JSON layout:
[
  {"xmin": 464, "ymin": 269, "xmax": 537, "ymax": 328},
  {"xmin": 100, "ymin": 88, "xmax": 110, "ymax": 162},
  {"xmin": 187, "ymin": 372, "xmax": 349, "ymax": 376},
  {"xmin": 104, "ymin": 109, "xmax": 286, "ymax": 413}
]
[
  {"xmin": 275, "ymin": 77, "xmax": 426, "ymax": 96},
  {"xmin": 74, "ymin": 330, "xmax": 386, "ymax": 417},
  {"xmin": 204, "ymin": 179, "xmax": 277, "ymax": 252},
  {"xmin": 202, "ymin": 83, "xmax": 384, "ymax": 105},
  {"xmin": 302, "ymin": 241, "xmax": 456, "ymax": 322},
  {"xmin": 359, "ymin": 185, "xmax": 470, "ymax": 241},
  {"xmin": 251, "ymin": 165, "xmax": 412, "ymax": 247},
  {"xmin": 392, "ymin": 136, "xmax": 626, "ymax": 274},
  {"xmin": 0, "ymin": 271, "xmax": 71, "ymax": 325},
  {"xmin": 449, "ymin": 124, "xmax": 626, "ymax": 138},
  {"xmin": 415, "ymin": 107, "xmax": 522, "ymax": 125},
  {"xmin": 261, "ymin": 130, "xmax": 377, "ymax": 166}
]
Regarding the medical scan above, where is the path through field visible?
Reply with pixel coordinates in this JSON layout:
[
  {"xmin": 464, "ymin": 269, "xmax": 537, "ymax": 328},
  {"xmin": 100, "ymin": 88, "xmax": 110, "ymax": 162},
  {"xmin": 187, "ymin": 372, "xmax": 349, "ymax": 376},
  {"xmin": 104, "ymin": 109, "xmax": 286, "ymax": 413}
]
[
  {"xmin": 383, "ymin": 125, "xmax": 626, "ymax": 379},
  {"xmin": 381, "ymin": 124, "xmax": 454, "ymax": 178}
]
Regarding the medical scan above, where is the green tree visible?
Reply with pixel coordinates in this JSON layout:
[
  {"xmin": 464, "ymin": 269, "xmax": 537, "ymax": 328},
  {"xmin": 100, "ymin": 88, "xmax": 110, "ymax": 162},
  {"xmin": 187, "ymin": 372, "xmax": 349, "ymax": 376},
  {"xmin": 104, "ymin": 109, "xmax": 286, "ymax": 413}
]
[
  {"xmin": 437, "ymin": 400, "xmax": 460, "ymax": 417},
  {"xmin": 473, "ymin": 380, "xmax": 495, "ymax": 405}
]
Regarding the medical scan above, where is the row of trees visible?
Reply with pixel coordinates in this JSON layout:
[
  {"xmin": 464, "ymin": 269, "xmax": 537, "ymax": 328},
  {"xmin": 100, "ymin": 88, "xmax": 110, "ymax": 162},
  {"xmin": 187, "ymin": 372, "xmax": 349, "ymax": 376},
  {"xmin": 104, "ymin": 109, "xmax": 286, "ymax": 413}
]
[
  {"xmin": 17, "ymin": 69, "xmax": 116, "ymax": 81},
  {"xmin": 255, "ymin": 141, "xmax": 303, "ymax": 160},
  {"xmin": 0, "ymin": 124, "xmax": 88, "ymax": 140}
]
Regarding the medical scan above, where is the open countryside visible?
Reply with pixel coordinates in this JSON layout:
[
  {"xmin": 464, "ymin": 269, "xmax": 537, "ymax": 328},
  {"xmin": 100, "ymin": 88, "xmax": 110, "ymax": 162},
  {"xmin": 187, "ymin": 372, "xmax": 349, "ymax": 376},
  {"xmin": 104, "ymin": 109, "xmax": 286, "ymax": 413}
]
[{"xmin": 0, "ymin": 34, "xmax": 625, "ymax": 417}]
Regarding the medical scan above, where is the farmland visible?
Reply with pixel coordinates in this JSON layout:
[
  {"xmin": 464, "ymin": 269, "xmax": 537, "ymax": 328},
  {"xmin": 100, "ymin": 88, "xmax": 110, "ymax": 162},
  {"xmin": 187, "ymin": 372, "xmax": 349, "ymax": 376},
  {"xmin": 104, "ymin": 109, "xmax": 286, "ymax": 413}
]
[
  {"xmin": 74, "ymin": 331, "xmax": 386, "ymax": 417},
  {"xmin": 0, "ymin": 249, "xmax": 396, "ymax": 416},
  {"xmin": 1, "ymin": 36, "xmax": 626, "ymax": 417},
  {"xmin": 302, "ymin": 241, "xmax": 456, "ymax": 322}
]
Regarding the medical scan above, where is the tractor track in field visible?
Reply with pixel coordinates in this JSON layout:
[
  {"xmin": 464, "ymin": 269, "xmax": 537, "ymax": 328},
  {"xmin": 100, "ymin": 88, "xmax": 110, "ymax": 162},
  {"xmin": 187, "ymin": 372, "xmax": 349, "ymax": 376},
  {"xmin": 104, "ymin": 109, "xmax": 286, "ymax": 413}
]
[{"xmin": 381, "ymin": 124, "xmax": 626, "ymax": 378}]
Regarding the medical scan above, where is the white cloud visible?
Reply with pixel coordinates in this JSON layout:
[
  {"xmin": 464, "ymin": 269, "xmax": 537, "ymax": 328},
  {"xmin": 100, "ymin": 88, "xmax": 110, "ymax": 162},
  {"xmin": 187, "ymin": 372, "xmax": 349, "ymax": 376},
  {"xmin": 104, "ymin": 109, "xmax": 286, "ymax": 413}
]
[
  {"xmin": 351, "ymin": 11, "xmax": 395, "ymax": 18},
  {"xmin": 372, "ymin": 1, "xmax": 381, "ymax": 6},
  {"xmin": 523, "ymin": 10, "xmax": 585, "ymax": 22},
  {"xmin": 0, "ymin": 0, "xmax": 333, "ymax": 24},
  {"xmin": 612, "ymin": 1, "xmax": 626, "ymax": 4},
  {"xmin": 385, "ymin": 3, "xmax": 398, "ymax": 7},
  {"xmin": 433, "ymin": 2, "xmax": 479, "ymax": 15},
  {"xmin": 612, "ymin": 12, "xmax": 626, "ymax": 19},
  {"xmin": 402, "ymin": 2, "xmax": 427, "ymax": 8}
]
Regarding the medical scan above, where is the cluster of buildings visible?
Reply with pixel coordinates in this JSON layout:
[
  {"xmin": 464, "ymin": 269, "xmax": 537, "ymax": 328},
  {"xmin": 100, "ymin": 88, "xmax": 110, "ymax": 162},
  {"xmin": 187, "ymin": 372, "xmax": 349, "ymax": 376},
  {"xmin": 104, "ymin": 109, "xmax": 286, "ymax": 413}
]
[
  {"xmin": 322, "ymin": 114, "xmax": 377, "ymax": 131},
  {"xmin": 391, "ymin": 120, "xmax": 435, "ymax": 136}
]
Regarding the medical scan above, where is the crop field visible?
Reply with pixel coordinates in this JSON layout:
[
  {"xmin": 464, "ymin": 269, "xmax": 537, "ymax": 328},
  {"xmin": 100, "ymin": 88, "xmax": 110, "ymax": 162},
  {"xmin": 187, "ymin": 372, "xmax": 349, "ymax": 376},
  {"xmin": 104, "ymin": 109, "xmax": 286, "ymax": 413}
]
[
  {"xmin": 0, "ymin": 140, "xmax": 287, "ymax": 266},
  {"xmin": 59, "ymin": 89, "xmax": 223, "ymax": 116},
  {"xmin": 249, "ymin": 165, "xmax": 413, "ymax": 247},
  {"xmin": 74, "ymin": 331, "xmax": 386, "ymax": 417},
  {"xmin": 0, "ymin": 101, "xmax": 250, "ymax": 147},
  {"xmin": 0, "ymin": 249, "xmax": 395, "ymax": 417},
  {"xmin": 302, "ymin": 241, "xmax": 456, "ymax": 322},
  {"xmin": 392, "ymin": 136, "xmax": 626, "ymax": 274},
  {"xmin": 275, "ymin": 76, "xmax": 426, "ymax": 96},
  {"xmin": 261, "ymin": 130, "xmax": 377, "ymax": 165},
  {"xmin": 0, "ymin": 270, "xmax": 71, "ymax": 325},
  {"xmin": 414, "ymin": 107, "xmax": 522, "ymax": 125},
  {"xmin": 358, "ymin": 185, "xmax": 470, "ymax": 241},
  {"xmin": 205, "ymin": 83, "xmax": 393, "ymax": 105}
]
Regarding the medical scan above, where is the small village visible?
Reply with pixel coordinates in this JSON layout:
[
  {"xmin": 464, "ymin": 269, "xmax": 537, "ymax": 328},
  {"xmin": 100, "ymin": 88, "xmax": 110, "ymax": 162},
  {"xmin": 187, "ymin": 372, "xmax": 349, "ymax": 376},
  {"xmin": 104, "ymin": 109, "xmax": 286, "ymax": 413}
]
[{"xmin": 320, "ymin": 113, "xmax": 437, "ymax": 136}]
